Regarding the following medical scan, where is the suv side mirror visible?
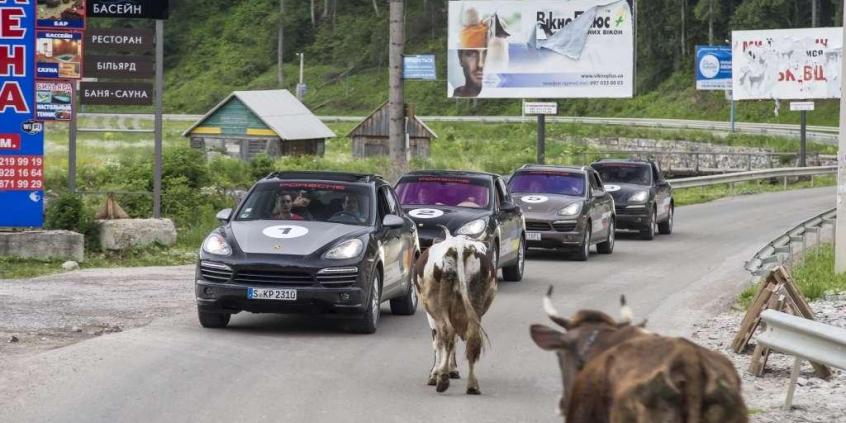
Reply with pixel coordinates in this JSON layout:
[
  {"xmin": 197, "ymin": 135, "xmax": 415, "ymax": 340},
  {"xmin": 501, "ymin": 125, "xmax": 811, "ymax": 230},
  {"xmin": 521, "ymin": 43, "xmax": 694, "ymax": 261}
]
[
  {"xmin": 382, "ymin": 214, "xmax": 405, "ymax": 228},
  {"xmin": 592, "ymin": 189, "xmax": 605, "ymax": 198},
  {"xmin": 500, "ymin": 202, "xmax": 520, "ymax": 213},
  {"xmin": 216, "ymin": 208, "xmax": 232, "ymax": 222}
]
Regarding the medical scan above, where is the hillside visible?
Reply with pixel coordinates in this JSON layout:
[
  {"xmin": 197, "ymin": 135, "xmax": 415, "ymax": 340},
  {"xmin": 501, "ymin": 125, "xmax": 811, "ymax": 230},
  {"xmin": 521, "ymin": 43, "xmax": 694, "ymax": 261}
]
[{"xmin": 144, "ymin": 0, "xmax": 841, "ymax": 125}]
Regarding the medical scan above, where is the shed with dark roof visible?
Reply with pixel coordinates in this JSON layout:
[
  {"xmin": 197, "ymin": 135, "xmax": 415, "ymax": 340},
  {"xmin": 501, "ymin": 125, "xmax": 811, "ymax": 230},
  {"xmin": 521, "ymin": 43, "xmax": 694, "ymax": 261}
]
[{"xmin": 346, "ymin": 102, "xmax": 437, "ymax": 159}]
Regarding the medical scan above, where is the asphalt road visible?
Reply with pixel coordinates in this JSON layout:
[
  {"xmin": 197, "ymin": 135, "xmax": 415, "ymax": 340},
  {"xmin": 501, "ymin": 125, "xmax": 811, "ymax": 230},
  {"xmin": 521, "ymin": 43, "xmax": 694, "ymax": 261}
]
[{"xmin": 0, "ymin": 187, "xmax": 835, "ymax": 423}]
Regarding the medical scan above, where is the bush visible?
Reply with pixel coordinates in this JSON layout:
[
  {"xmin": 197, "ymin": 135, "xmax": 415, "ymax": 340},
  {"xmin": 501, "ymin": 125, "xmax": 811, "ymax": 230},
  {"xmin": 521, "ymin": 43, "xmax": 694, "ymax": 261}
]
[
  {"xmin": 250, "ymin": 154, "xmax": 276, "ymax": 181},
  {"xmin": 45, "ymin": 192, "xmax": 93, "ymax": 235},
  {"xmin": 163, "ymin": 147, "xmax": 209, "ymax": 189}
]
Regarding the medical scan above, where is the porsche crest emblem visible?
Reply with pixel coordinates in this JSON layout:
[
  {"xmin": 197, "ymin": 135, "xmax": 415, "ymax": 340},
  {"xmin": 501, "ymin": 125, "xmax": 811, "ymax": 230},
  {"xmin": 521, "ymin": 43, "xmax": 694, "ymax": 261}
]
[{"xmin": 273, "ymin": 244, "xmax": 282, "ymax": 250}]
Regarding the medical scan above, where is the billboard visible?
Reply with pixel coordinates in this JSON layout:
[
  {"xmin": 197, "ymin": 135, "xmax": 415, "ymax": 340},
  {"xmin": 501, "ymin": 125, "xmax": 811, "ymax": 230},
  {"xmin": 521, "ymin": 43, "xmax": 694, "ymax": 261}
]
[
  {"xmin": 1, "ymin": 1, "xmax": 46, "ymax": 228},
  {"xmin": 36, "ymin": 80, "xmax": 74, "ymax": 121},
  {"xmin": 37, "ymin": 0, "xmax": 86, "ymax": 30},
  {"xmin": 732, "ymin": 27, "xmax": 842, "ymax": 100},
  {"xmin": 695, "ymin": 45, "xmax": 731, "ymax": 90},
  {"xmin": 447, "ymin": 0, "xmax": 634, "ymax": 98},
  {"xmin": 36, "ymin": 30, "xmax": 84, "ymax": 79}
]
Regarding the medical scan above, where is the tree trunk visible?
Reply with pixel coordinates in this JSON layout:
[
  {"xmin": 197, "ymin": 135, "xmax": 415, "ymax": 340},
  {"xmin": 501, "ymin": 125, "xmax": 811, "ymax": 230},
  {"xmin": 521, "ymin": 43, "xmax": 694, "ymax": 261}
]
[
  {"xmin": 372, "ymin": 0, "xmax": 380, "ymax": 16},
  {"xmin": 310, "ymin": 0, "xmax": 315, "ymax": 27},
  {"xmin": 322, "ymin": 0, "xmax": 329, "ymax": 19},
  {"xmin": 708, "ymin": 0, "xmax": 713, "ymax": 45},
  {"xmin": 681, "ymin": 0, "xmax": 686, "ymax": 57},
  {"xmin": 277, "ymin": 0, "xmax": 284, "ymax": 87},
  {"xmin": 388, "ymin": 0, "xmax": 407, "ymax": 177}
]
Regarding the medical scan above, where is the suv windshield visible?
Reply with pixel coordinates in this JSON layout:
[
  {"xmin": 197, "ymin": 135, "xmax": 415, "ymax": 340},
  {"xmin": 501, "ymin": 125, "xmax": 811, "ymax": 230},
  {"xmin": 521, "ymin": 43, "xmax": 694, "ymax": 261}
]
[
  {"xmin": 235, "ymin": 181, "xmax": 374, "ymax": 226},
  {"xmin": 592, "ymin": 163, "xmax": 653, "ymax": 186},
  {"xmin": 395, "ymin": 176, "xmax": 491, "ymax": 209},
  {"xmin": 508, "ymin": 171, "xmax": 585, "ymax": 197}
]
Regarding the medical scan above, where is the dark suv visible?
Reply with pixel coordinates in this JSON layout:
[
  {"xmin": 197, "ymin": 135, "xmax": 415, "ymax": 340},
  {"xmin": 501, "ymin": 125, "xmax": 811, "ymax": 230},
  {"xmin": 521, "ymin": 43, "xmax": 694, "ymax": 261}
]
[
  {"xmin": 508, "ymin": 164, "xmax": 615, "ymax": 261},
  {"xmin": 394, "ymin": 170, "xmax": 526, "ymax": 282},
  {"xmin": 591, "ymin": 159, "xmax": 673, "ymax": 240},
  {"xmin": 195, "ymin": 171, "xmax": 420, "ymax": 334}
]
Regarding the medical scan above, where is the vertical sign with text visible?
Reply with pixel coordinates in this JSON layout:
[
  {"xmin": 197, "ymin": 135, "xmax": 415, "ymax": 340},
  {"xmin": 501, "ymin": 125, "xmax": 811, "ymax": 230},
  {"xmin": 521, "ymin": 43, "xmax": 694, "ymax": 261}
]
[{"xmin": 1, "ymin": 0, "xmax": 45, "ymax": 227}]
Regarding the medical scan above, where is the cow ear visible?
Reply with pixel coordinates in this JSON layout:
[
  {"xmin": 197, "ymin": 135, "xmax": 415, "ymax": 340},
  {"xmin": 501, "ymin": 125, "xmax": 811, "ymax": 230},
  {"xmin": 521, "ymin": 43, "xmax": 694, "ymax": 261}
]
[{"xmin": 530, "ymin": 324, "xmax": 574, "ymax": 351}]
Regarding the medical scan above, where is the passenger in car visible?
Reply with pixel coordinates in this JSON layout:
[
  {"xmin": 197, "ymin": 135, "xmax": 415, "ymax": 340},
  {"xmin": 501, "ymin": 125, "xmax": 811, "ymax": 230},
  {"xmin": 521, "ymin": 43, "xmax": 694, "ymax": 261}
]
[{"xmin": 272, "ymin": 193, "xmax": 305, "ymax": 220}]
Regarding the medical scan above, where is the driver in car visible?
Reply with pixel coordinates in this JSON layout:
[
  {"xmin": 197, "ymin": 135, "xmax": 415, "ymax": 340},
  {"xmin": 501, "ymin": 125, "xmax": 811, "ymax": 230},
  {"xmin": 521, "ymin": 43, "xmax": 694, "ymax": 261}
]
[{"xmin": 329, "ymin": 194, "xmax": 364, "ymax": 224}]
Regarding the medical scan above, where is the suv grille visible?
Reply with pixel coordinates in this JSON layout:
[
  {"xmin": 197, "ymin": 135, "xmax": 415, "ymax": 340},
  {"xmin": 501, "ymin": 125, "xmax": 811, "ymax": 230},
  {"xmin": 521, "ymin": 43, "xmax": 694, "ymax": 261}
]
[
  {"xmin": 526, "ymin": 221, "xmax": 552, "ymax": 231},
  {"xmin": 316, "ymin": 270, "xmax": 359, "ymax": 287},
  {"xmin": 553, "ymin": 222, "xmax": 578, "ymax": 232},
  {"xmin": 200, "ymin": 263, "xmax": 232, "ymax": 283},
  {"xmin": 232, "ymin": 269, "xmax": 315, "ymax": 287}
]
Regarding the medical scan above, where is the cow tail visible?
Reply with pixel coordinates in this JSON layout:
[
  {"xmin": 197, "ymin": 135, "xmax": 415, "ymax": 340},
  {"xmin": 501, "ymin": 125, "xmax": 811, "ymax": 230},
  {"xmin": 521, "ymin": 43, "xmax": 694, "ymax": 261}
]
[{"xmin": 456, "ymin": 237, "xmax": 485, "ymax": 350}]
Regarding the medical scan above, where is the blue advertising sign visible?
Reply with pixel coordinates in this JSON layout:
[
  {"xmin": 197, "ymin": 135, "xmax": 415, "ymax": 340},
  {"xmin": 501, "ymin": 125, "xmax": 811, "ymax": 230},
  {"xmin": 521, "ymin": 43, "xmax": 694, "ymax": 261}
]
[
  {"xmin": 1, "ymin": 0, "xmax": 46, "ymax": 228},
  {"xmin": 695, "ymin": 45, "xmax": 732, "ymax": 91},
  {"xmin": 403, "ymin": 55, "xmax": 436, "ymax": 80}
]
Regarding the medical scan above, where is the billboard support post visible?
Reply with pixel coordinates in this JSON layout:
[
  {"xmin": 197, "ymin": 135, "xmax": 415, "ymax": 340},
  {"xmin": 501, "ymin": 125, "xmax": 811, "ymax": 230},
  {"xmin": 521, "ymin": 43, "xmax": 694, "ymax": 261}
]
[
  {"xmin": 537, "ymin": 114, "xmax": 545, "ymax": 165},
  {"xmin": 730, "ymin": 100, "xmax": 736, "ymax": 133},
  {"xmin": 153, "ymin": 19, "xmax": 164, "ymax": 219},
  {"xmin": 799, "ymin": 111, "xmax": 807, "ymax": 167},
  {"xmin": 836, "ymin": 11, "xmax": 846, "ymax": 273},
  {"xmin": 68, "ymin": 101, "xmax": 77, "ymax": 192}
]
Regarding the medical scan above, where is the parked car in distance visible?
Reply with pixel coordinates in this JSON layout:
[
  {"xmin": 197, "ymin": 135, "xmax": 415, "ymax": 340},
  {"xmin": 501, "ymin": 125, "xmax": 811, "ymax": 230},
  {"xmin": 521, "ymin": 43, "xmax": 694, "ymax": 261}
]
[
  {"xmin": 394, "ymin": 170, "xmax": 526, "ymax": 282},
  {"xmin": 508, "ymin": 164, "xmax": 615, "ymax": 261},
  {"xmin": 590, "ymin": 159, "xmax": 673, "ymax": 240},
  {"xmin": 195, "ymin": 171, "xmax": 420, "ymax": 334}
]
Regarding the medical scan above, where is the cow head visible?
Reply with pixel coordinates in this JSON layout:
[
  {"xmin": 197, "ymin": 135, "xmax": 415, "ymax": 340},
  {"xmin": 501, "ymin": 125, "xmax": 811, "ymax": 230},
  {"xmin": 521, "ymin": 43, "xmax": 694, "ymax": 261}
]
[{"xmin": 530, "ymin": 286, "xmax": 647, "ymax": 416}]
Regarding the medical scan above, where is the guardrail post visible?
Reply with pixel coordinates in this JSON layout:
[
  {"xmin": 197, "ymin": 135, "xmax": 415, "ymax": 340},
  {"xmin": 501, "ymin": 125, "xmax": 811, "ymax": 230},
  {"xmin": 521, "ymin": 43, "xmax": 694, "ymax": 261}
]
[
  {"xmin": 783, "ymin": 176, "xmax": 788, "ymax": 190},
  {"xmin": 747, "ymin": 154, "xmax": 753, "ymax": 171},
  {"xmin": 784, "ymin": 357, "xmax": 802, "ymax": 410},
  {"xmin": 694, "ymin": 153, "xmax": 700, "ymax": 173}
]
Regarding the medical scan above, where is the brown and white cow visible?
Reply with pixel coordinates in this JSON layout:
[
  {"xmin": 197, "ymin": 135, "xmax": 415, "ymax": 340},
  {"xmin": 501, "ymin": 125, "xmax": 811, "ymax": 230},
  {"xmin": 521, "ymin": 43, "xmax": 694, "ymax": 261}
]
[
  {"xmin": 530, "ymin": 287, "xmax": 748, "ymax": 423},
  {"xmin": 414, "ymin": 227, "xmax": 497, "ymax": 395}
]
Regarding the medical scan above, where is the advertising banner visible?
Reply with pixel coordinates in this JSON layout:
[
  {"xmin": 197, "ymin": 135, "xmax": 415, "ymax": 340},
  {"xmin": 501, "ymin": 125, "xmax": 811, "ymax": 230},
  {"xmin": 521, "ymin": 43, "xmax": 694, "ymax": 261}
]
[
  {"xmin": 36, "ymin": 30, "xmax": 84, "ymax": 79},
  {"xmin": 83, "ymin": 54, "xmax": 154, "ymax": 78},
  {"xmin": 36, "ymin": 80, "xmax": 74, "ymax": 121},
  {"xmin": 732, "ymin": 27, "xmax": 842, "ymax": 100},
  {"xmin": 447, "ymin": 0, "xmax": 634, "ymax": 98},
  {"xmin": 80, "ymin": 81, "xmax": 153, "ymax": 105},
  {"xmin": 37, "ymin": 0, "xmax": 86, "ymax": 30},
  {"xmin": 1, "ymin": 1, "xmax": 45, "ymax": 227},
  {"xmin": 87, "ymin": 0, "xmax": 169, "ymax": 19},
  {"xmin": 695, "ymin": 45, "xmax": 731, "ymax": 90},
  {"xmin": 85, "ymin": 28, "xmax": 154, "ymax": 52}
]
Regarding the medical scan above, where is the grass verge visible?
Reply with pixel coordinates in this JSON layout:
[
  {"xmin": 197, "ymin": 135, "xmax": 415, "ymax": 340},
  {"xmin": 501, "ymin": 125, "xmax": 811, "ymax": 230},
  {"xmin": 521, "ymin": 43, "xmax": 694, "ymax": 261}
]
[
  {"xmin": 675, "ymin": 176, "xmax": 835, "ymax": 207},
  {"xmin": 739, "ymin": 244, "xmax": 846, "ymax": 307}
]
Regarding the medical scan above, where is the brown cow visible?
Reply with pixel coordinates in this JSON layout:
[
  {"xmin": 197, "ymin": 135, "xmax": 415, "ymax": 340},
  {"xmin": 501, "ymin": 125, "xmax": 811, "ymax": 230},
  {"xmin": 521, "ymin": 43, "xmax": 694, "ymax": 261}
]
[
  {"xmin": 414, "ymin": 227, "xmax": 496, "ymax": 395},
  {"xmin": 530, "ymin": 287, "xmax": 748, "ymax": 423}
]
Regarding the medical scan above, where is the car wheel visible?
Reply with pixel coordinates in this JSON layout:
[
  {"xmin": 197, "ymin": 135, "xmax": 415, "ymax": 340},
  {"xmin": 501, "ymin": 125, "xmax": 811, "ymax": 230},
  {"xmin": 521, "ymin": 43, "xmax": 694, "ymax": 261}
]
[
  {"xmin": 198, "ymin": 309, "xmax": 230, "ymax": 329},
  {"xmin": 597, "ymin": 219, "xmax": 615, "ymax": 254},
  {"xmin": 502, "ymin": 235, "xmax": 525, "ymax": 282},
  {"xmin": 658, "ymin": 205, "xmax": 673, "ymax": 235},
  {"xmin": 390, "ymin": 272, "xmax": 418, "ymax": 316},
  {"xmin": 641, "ymin": 208, "xmax": 657, "ymax": 240},
  {"xmin": 353, "ymin": 270, "xmax": 382, "ymax": 334},
  {"xmin": 574, "ymin": 225, "xmax": 591, "ymax": 261}
]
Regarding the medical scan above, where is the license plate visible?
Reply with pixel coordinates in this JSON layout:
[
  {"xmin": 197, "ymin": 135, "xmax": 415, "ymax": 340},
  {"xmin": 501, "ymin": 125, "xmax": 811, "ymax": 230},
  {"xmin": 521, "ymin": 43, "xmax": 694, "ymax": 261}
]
[
  {"xmin": 526, "ymin": 232, "xmax": 541, "ymax": 241},
  {"xmin": 247, "ymin": 287, "xmax": 297, "ymax": 301}
]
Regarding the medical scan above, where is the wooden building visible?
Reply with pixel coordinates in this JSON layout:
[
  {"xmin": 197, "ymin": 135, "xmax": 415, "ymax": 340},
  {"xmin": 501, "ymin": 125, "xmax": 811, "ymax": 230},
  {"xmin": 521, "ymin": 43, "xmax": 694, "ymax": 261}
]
[
  {"xmin": 182, "ymin": 89, "xmax": 335, "ymax": 160},
  {"xmin": 347, "ymin": 102, "xmax": 437, "ymax": 159}
]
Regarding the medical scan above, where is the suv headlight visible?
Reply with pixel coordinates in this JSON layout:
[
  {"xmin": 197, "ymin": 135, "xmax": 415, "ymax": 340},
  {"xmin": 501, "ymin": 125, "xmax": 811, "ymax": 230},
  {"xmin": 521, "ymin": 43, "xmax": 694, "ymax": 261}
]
[
  {"xmin": 457, "ymin": 219, "xmax": 487, "ymax": 236},
  {"xmin": 324, "ymin": 239, "xmax": 363, "ymax": 260},
  {"xmin": 558, "ymin": 203, "xmax": 582, "ymax": 216},
  {"xmin": 628, "ymin": 191, "xmax": 649, "ymax": 203},
  {"xmin": 202, "ymin": 233, "xmax": 232, "ymax": 256}
]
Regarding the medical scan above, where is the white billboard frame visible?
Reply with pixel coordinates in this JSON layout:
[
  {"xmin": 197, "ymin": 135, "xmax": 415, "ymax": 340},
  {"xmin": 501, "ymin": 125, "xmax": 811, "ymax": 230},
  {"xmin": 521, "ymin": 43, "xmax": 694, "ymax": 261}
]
[{"xmin": 732, "ymin": 27, "xmax": 842, "ymax": 101}]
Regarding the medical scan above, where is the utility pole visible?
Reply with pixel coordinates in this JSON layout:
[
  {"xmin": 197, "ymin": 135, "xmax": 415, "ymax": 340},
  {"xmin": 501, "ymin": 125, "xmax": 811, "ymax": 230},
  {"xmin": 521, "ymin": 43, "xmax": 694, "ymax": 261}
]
[
  {"xmin": 835, "ymin": 16, "xmax": 846, "ymax": 272},
  {"xmin": 708, "ymin": 0, "xmax": 713, "ymax": 46},
  {"xmin": 388, "ymin": 0, "xmax": 407, "ymax": 178},
  {"xmin": 296, "ymin": 53, "xmax": 305, "ymax": 100},
  {"xmin": 277, "ymin": 0, "xmax": 284, "ymax": 87}
]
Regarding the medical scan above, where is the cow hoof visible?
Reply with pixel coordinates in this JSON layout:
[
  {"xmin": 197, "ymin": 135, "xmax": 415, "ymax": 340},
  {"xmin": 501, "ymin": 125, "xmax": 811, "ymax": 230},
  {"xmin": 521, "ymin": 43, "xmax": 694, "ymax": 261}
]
[
  {"xmin": 427, "ymin": 376, "xmax": 437, "ymax": 386},
  {"xmin": 449, "ymin": 370, "xmax": 461, "ymax": 379},
  {"xmin": 436, "ymin": 374, "xmax": 450, "ymax": 393},
  {"xmin": 466, "ymin": 387, "xmax": 481, "ymax": 395}
]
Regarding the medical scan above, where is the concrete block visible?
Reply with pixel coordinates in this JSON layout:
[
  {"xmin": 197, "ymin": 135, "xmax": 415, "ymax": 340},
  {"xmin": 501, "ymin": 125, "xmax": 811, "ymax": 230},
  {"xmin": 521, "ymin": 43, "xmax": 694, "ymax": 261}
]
[
  {"xmin": 0, "ymin": 230, "xmax": 84, "ymax": 262},
  {"xmin": 97, "ymin": 219, "xmax": 177, "ymax": 251}
]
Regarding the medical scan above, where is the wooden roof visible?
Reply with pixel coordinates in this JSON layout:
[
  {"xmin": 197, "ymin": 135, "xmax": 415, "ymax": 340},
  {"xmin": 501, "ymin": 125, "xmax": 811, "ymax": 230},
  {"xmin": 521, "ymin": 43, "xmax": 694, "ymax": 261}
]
[{"xmin": 347, "ymin": 102, "xmax": 438, "ymax": 139}]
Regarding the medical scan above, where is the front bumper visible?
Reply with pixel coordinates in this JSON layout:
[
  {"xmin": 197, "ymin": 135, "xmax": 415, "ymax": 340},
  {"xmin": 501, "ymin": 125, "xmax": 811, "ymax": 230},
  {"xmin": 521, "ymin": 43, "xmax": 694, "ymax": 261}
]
[
  {"xmin": 524, "ymin": 218, "xmax": 586, "ymax": 249},
  {"xmin": 615, "ymin": 204, "xmax": 650, "ymax": 230},
  {"xmin": 196, "ymin": 281, "xmax": 367, "ymax": 316}
]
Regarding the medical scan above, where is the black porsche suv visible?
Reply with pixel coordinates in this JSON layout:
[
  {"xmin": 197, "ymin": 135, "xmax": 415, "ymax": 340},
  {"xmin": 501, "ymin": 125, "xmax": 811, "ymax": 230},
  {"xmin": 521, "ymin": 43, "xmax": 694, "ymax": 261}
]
[
  {"xmin": 394, "ymin": 170, "xmax": 526, "ymax": 282},
  {"xmin": 195, "ymin": 171, "xmax": 420, "ymax": 334},
  {"xmin": 590, "ymin": 159, "xmax": 674, "ymax": 240},
  {"xmin": 508, "ymin": 164, "xmax": 615, "ymax": 261}
]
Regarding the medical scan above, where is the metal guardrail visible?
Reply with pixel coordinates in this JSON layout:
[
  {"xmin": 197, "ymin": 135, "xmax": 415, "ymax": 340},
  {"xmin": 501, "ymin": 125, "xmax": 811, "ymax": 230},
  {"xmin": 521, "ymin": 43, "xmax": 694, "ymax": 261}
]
[
  {"xmin": 744, "ymin": 208, "xmax": 837, "ymax": 276},
  {"xmin": 667, "ymin": 166, "xmax": 837, "ymax": 189},
  {"xmin": 757, "ymin": 309, "xmax": 846, "ymax": 409}
]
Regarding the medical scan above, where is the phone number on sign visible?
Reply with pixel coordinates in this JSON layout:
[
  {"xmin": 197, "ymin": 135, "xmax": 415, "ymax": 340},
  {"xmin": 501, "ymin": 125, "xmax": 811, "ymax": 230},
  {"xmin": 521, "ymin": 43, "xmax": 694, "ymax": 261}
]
[
  {"xmin": 0, "ymin": 155, "xmax": 45, "ymax": 191},
  {"xmin": 0, "ymin": 157, "xmax": 44, "ymax": 167}
]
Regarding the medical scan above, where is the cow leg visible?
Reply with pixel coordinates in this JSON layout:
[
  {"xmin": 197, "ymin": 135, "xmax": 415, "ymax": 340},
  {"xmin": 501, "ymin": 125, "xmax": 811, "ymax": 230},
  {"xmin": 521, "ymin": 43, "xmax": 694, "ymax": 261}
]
[
  {"xmin": 436, "ymin": 332, "xmax": 455, "ymax": 393},
  {"xmin": 426, "ymin": 313, "xmax": 439, "ymax": 386},
  {"xmin": 465, "ymin": 326, "xmax": 483, "ymax": 395},
  {"xmin": 449, "ymin": 349, "xmax": 460, "ymax": 379}
]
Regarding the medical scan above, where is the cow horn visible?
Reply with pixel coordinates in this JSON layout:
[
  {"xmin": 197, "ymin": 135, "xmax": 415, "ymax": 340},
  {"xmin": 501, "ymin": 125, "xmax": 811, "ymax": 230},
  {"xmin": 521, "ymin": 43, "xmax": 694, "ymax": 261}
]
[
  {"xmin": 619, "ymin": 294, "xmax": 633, "ymax": 323},
  {"xmin": 543, "ymin": 286, "xmax": 571, "ymax": 329}
]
